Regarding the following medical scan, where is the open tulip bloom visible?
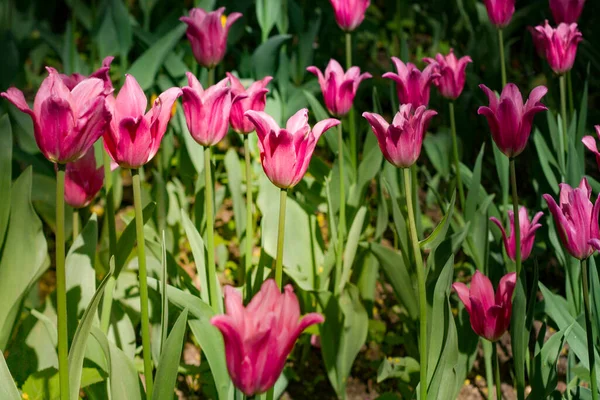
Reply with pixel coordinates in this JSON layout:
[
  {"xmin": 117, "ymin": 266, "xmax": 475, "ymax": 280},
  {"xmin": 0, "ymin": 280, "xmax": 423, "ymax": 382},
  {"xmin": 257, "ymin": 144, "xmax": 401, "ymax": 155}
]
[
  {"xmin": 483, "ymin": 0, "xmax": 515, "ymax": 28},
  {"xmin": 383, "ymin": 58, "xmax": 439, "ymax": 107},
  {"xmin": 490, "ymin": 207, "xmax": 543, "ymax": 262},
  {"xmin": 228, "ymin": 73, "xmax": 272, "ymax": 134},
  {"xmin": 423, "ymin": 50, "xmax": 472, "ymax": 100},
  {"xmin": 328, "ymin": 0, "xmax": 370, "ymax": 32},
  {"xmin": 550, "ymin": 0, "xmax": 585, "ymax": 24},
  {"xmin": 64, "ymin": 147, "xmax": 104, "ymax": 209},
  {"xmin": 530, "ymin": 20, "xmax": 582, "ymax": 75},
  {"xmin": 582, "ymin": 125, "xmax": 600, "ymax": 170}
]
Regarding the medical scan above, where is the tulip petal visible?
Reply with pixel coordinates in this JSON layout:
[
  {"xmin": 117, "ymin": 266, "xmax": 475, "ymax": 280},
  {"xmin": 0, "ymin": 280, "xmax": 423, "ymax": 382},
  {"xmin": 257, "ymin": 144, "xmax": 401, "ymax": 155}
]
[
  {"xmin": 452, "ymin": 282, "xmax": 472, "ymax": 314},
  {"xmin": 116, "ymin": 75, "xmax": 147, "ymax": 120}
]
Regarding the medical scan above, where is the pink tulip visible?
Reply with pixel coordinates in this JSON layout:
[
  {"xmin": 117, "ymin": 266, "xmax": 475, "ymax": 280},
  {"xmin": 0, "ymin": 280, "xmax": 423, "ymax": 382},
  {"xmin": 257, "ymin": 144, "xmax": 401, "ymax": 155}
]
[
  {"xmin": 549, "ymin": 0, "xmax": 585, "ymax": 24},
  {"xmin": 181, "ymin": 72, "xmax": 233, "ymax": 146},
  {"xmin": 64, "ymin": 147, "xmax": 104, "ymax": 209},
  {"xmin": 103, "ymin": 75, "xmax": 182, "ymax": 169},
  {"xmin": 1, "ymin": 67, "xmax": 111, "ymax": 164},
  {"xmin": 227, "ymin": 73, "xmax": 272, "ymax": 134},
  {"xmin": 211, "ymin": 279, "xmax": 324, "ymax": 396},
  {"xmin": 483, "ymin": 0, "xmax": 515, "ymax": 28},
  {"xmin": 180, "ymin": 7, "xmax": 243, "ymax": 69},
  {"xmin": 478, "ymin": 83, "xmax": 548, "ymax": 158},
  {"xmin": 423, "ymin": 49, "xmax": 472, "ymax": 100},
  {"xmin": 531, "ymin": 20, "xmax": 582, "ymax": 75},
  {"xmin": 453, "ymin": 271, "xmax": 517, "ymax": 342},
  {"xmin": 382, "ymin": 58, "xmax": 439, "ymax": 107},
  {"xmin": 329, "ymin": 0, "xmax": 370, "ymax": 32},
  {"xmin": 306, "ymin": 59, "xmax": 372, "ymax": 117},
  {"xmin": 543, "ymin": 178, "xmax": 600, "ymax": 260},
  {"xmin": 363, "ymin": 104, "xmax": 437, "ymax": 168},
  {"xmin": 244, "ymin": 109, "xmax": 340, "ymax": 189},
  {"xmin": 490, "ymin": 207, "xmax": 543, "ymax": 262},
  {"xmin": 582, "ymin": 125, "xmax": 600, "ymax": 170},
  {"xmin": 60, "ymin": 56, "xmax": 114, "ymax": 93}
]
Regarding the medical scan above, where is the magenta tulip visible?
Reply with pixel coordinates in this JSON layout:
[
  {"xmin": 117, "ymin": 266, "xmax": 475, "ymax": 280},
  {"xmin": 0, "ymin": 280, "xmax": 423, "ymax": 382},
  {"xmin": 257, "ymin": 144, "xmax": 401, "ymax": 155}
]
[
  {"xmin": 211, "ymin": 279, "xmax": 324, "ymax": 396},
  {"xmin": 453, "ymin": 271, "xmax": 517, "ymax": 341},
  {"xmin": 103, "ymin": 75, "xmax": 182, "ymax": 169},
  {"xmin": 423, "ymin": 49, "xmax": 472, "ymax": 100},
  {"xmin": 550, "ymin": 0, "xmax": 585, "ymax": 24},
  {"xmin": 490, "ymin": 207, "xmax": 543, "ymax": 262},
  {"xmin": 483, "ymin": 0, "xmax": 515, "ymax": 28},
  {"xmin": 382, "ymin": 58, "xmax": 439, "ymax": 107},
  {"xmin": 1, "ymin": 67, "xmax": 111, "ymax": 164},
  {"xmin": 181, "ymin": 72, "xmax": 233, "ymax": 146},
  {"xmin": 180, "ymin": 7, "xmax": 242, "ymax": 69},
  {"xmin": 363, "ymin": 104, "xmax": 437, "ymax": 168},
  {"xmin": 244, "ymin": 109, "xmax": 339, "ymax": 189},
  {"xmin": 531, "ymin": 20, "xmax": 582, "ymax": 75},
  {"xmin": 478, "ymin": 83, "xmax": 548, "ymax": 158},
  {"xmin": 63, "ymin": 147, "xmax": 104, "ymax": 209},
  {"xmin": 60, "ymin": 56, "xmax": 114, "ymax": 92},
  {"xmin": 582, "ymin": 125, "xmax": 600, "ymax": 170},
  {"xmin": 306, "ymin": 59, "xmax": 372, "ymax": 117},
  {"xmin": 543, "ymin": 178, "xmax": 600, "ymax": 260},
  {"xmin": 227, "ymin": 73, "xmax": 272, "ymax": 134},
  {"xmin": 328, "ymin": 0, "xmax": 370, "ymax": 32}
]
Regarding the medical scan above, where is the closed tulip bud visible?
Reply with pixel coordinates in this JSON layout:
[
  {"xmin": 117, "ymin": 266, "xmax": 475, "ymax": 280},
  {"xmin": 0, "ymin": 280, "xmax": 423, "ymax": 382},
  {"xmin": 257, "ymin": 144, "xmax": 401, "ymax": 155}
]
[
  {"xmin": 363, "ymin": 104, "xmax": 437, "ymax": 168},
  {"xmin": 244, "ymin": 109, "xmax": 340, "ymax": 189},
  {"xmin": 211, "ymin": 279, "xmax": 324, "ymax": 396},
  {"xmin": 582, "ymin": 125, "xmax": 600, "ymax": 170},
  {"xmin": 490, "ymin": 207, "xmax": 543, "ymax": 261},
  {"xmin": 483, "ymin": 0, "xmax": 515, "ymax": 28},
  {"xmin": 453, "ymin": 271, "xmax": 517, "ymax": 342},
  {"xmin": 63, "ymin": 147, "xmax": 104, "ymax": 209},
  {"xmin": 228, "ymin": 73, "xmax": 272, "ymax": 134},
  {"xmin": 531, "ymin": 20, "xmax": 582, "ymax": 75},
  {"xmin": 328, "ymin": 0, "xmax": 370, "ymax": 32},
  {"xmin": 60, "ymin": 56, "xmax": 114, "ymax": 93},
  {"xmin": 307, "ymin": 59, "xmax": 371, "ymax": 117},
  {"xmin": 180, "ymin": 7, "xmax": 242, "ymax": 69},
  {"xmin": 1, "ymin": 67, "xmax": 111, "ymax": 164},
  {"xmin": 423, "ymin": 49, "xmax": 472, "ymax": 100},
  {"xmin": 382, "ymin": 58, "xmax": 439, "ymax": 107},
  {"xmin": 549, "ymin": 0, "xmax": 585, "ymax": 24},
  {"xmin": 103, "ymin": 75, "xmax": 182, "ymax": 169},
  {"xmin": 478, "ymin": 83, "xmax": 548, "ymax": 158},
  {"xmin": 543, "ymin": 178, "xmax": 600, "ymax": 260}
]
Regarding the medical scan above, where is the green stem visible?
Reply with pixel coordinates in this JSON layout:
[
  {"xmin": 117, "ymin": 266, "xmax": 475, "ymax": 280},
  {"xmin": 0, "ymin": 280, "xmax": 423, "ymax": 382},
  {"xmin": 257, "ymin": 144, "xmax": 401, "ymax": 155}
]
[
  {"xmin": 449, "ymin": 102, "xmax": 465, "ymax": 209},
  {"xmin": 275, "ymin": 189, "xmax": 288, "ymax": 289},
  {"xmin": 204, "ymin": 146, "xmax": 220, "ymax": 313},
  {"xmin": 560, "ymin": 74, "xmax": 569, "ymax": 156},
  {"xmin": 345, "ymin": 32, "xmax": 352, "ymax": 69},
  {"xmin": 567, "ymin": 70, "xmax": 574, "ymax": 119},
  {"xmin": 498, "ymin": 29, "xmax": 507, "ymax": 87},
  {"xmin": 483, "ymin": 340, "xmax": 494, "ymax": 400},
  {"xmin": 509, "ymin": 159, "xmax": 522, "ymax": 276},
  {"xmin": 336, "ymin": 123, "xmax": 346, "ymax": 295},
  {"xmin": 132, "ymin": 169, "xmax": 154, "ymax": 398},
  {"xmin": 345, "ymin": 33, "xmax": 357, "ymax": 173},
  {"xmin": 56, "ymin": 165, "xmax": 69, "ymax": 400},
  {"xmin": 208, "ymin": 68, "xmax": 215, "ymax": 87},
  {"xmin": 494, "ymin": 342, "xmax": 502, "ymax": 400},
  {"xmin": 243, "ymin": 136, "xmax": 253, "ymax": 285},
  {"xmin": 72, "ymin": 209, "xmax": 79, "ymax": 239},
  {"xmin": 403, "ymin": 167, "xmax": 427, "ymax": 400},
  {"xmin": 582, "ymin": 258, "xmax": 599, "ymax": 400}
]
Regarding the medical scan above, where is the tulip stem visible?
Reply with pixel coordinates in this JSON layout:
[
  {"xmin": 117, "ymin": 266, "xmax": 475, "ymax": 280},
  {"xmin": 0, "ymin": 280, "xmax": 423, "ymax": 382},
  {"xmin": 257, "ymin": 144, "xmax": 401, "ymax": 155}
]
[
  {"xmin": 336, "ymin": 123, "xmax": 346, "ymax": 296},
  {"xmin": 56, "ymin": 164, "xmax": 70, "ymax": 400},
  {"xmin": 275, "ymin": 188, "xmax": 288, "ymax": 290},
  {"xmin": 345, "ymin": 33, "xmax": 352, "ymax": 70},
  {"xmin": 582, "ymin": 258, "xmax": 599, "ymax": 400},
  {"xmin": 509, "ymin": 159, "xmax": 522, "ymax": 276},
  {"xmin": 345, "ymin": 32, "xmax": 358, "ymax": 172},
  {"xmin": 243, "ymin": 135, "xmax": 253, "ymax": 285},
  {"xmin": 204, "ymin": 146, "xmax": 220, "ymax": 313},
  {"xmin": 72, "ymin": 209, "xmax": 79, "ymax": 239},
  {"xmin": 560, "ymin": 74, "xmax": 569, "ymax": 156},
  {"xmin": 449, "ymin": 102, "xmax": 465, "ymax": 209},
  {"xmin": 567, "ymin": 70, "xmax": 574, "ymax": 119},
  {"xmin": 208, "ymin": 67, "xmax": 215, "ymax": 87},
  {"xmin": 494, "ymin": 342, "xmax": 502, "ymax": 400},
  {"xmin": 403, "ymin": 167, "xmax": 427, "ymax": 400},
  {"xmin": 498, "ymin": 29, "xmax": 507, "ymax": 87}
]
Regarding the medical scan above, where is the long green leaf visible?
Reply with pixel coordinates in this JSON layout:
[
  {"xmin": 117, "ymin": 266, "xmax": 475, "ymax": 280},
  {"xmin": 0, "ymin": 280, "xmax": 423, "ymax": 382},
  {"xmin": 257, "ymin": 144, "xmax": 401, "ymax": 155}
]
[
  {"xmin": 0, "ymin": 352, "xmax": 20, "ymax": 400},
  {"xmin": 152, "ymin": 309, "xmax": 188, "ymax": 400},
  {"xmin": 0, "ymin": 114, "xmax": 12, "ymax": 247},
  {"xmin": 338, "ymin": 207, "xmax": 367, "ymax": 293},
  {"xmin": 181, "ymin": 211, "xmax": 209, "ymax": 304},
  {"xmin": 223, "ymin": 149, "xmax": 246, "ymax": 240},
  {"xmin": 420, "ymin": 192, "xmax": 455, "ymax": 251},
  {"xmin": 115, "ymin": 202, "xmax": 156, "ymax": 277}
]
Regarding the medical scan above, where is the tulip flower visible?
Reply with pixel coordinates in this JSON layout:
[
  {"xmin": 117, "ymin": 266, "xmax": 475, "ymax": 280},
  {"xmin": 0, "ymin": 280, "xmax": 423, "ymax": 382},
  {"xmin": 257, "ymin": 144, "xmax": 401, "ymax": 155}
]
[
  {"xmin": 382, "ymin": 58, "xmax": 439, "ymax": 107},
  {"xmin": 227, "ymin": 73, "xmax": 272, "ymax": 134},
  {"xmin": 453, "ymin": 271, "xmax": 517, "ymax": 341},
  {"xmin": 328, "ymin": 0, "xmax": 370, "ymax": 32},
  {"xmin": 180, "ymin": 7, "xmax": 243, "ymax": 69},
  {"xmin": 582, "ymin": 125, "xmax": 600, "ymax": 170},
  {"xmin": 244, "ymin": 109, "xmax": 340, "ymax": 189},
  {"xmin": 363, "ymin": 104, "xmax": 437, "ymax": 168},
  {"xmin": 478, "ymin": 83, "xmax": 548, "ymax": 158},
  {"xmin": 103, "ymin": 74, "xmax": 182, "ymax": 169},
  {"xmin": 1, "ymin": 67, "xmax": 111, "ymax": 164},
  {"xmin": 181, "ymin": 72, "xmax": 233, "ymax": 146},
  {"xmin": 543, "ymin": 178, "xmax": 600, "ymax": 260},
  {"xmin": 550, "ymin": 0, "xmax": 585, "ymax": 24},
  {"xmin": 63, "ymin": 147, "xmax": 104, "ymax": 209},
  {"xmin": 211, "ymin": 279, "xmax": 324, "ymax": 396},
  {"xmin": 483, "ymin": 0, "xmax": 515, "ymax": 28},
  {"xmin": 490, "ymin": 207, "xmax": 543, "ymax": 262},
  {"xmin": 530, "ymin": 20, "xmax": 582, "ymax": 75},
  {"xmin": 60, "ymin": 56, "xmax": 114, "ymax": 92},
  {"xmin": 306, "ymin": 59, "xmax": 372, "ymax": 117},
  {"xmin": 423, "ymin": 50, "xmax": 472, "ymax": 100}
]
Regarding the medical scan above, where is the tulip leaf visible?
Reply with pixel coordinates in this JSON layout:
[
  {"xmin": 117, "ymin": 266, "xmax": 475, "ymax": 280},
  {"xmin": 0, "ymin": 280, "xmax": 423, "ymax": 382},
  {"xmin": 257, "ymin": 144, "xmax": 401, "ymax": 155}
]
[
  {"xmin": 114, "ymin": 202, "xmax": 156, "ymax": 278},
  {"xmin": 338, "ymin": 206, "xmax": 367, "ymax": 293},
  {"xmin": 110, "ymin": 0, "xmax": 133, "ymax": 59},
  {"xmin": 528, "ymin": 323, "xmax": 571, "ymax": 399},
  {"xmin": 465, "ymin": 144, "xmax": 484, "ymax": 223},
  {"xmin": 377, "ymin": 356, "xmax": 420, "ymax": 385},
  {"xmin": 420, "ymin": 191, "xmax": 455, "ymax": 251},
  {"xmin": 181, "ymin": 210, "xmax": 209, "ymax": 305},
  {"xmin": 511, "ymin": 273, "xmax": 528, "ymax": 397},
  {"xmin": 152, "ymin": 309, "xmax": 188, "ymax": 400},
  {"xmin": 252, "ymin": 34, "xmax": 291, "ymax": 79},
  {"xmin": 223, "ymin": 148, "xmax": 246, "ymax": 241},
  {"xmin": 0, "ymin": 114, "xmax": 12, "ymax": 248},
  {"xmin": 0, "ymin": 352, "xmax": 20, "ymax": 400},
  {"xmin": 382, "ymin": 178, "xmax": 411, "ymax": 268},
  {"xmin": 533, "ymin": 129, "xmax": 560, "ymax": 193},
  {"xmin": 22, "ymin": 367, "xmax": 104, "ymax": 400},
  {"xmin": 256, "ymin": 0, "xmax": 281, "ymax": 42}
]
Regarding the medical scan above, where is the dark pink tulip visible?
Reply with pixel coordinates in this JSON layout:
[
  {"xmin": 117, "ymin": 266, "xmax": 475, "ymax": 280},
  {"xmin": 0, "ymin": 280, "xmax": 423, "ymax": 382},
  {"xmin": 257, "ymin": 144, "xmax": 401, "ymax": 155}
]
[
  {"xmin": 423, "ymin": 49, "xmax": 472, "ymax": 100},
  {"xmin": 582, "ymin": 125, "xmax": 600, "ymax": 169},
  {"xmin": 227, "ymin": 73, "xmax": 272, "ymax": 134},
  {"xmin": 182, "ymin": 72, "xmax": 233, "ymax": 146},
  {"xmin": 329, "ymin": 0, "xmax": 370, "ymax": 32},
  {"xmin": 550, "ymin": 0, "xmax": 585, "ymax": 24},
  {"xmin": 382, "ymin": 58, "xmax": 439, "ymax": 107},
  {"xmin": 180, "ymin": 7, "xmax": 243, "ymax": 69},
  {"xmin": 478, "ymin": 83, "xmax": 548, "ymax": 158},
  {"xmin": 363, "ymin": 104, "xmax": 437, "ymax": 168},
  {"xmin": 531, "ymin": 20, "xmax": 582, "ymax": 75},
  {"xmin": 64, "ymin": 147, "xmax": 104, "ymax": 209},
  {"xmin": 490, "ymin": 207, "xmax": 543, "ymax": 262},
  {"xmin": 244, "ymin": 109, "xmax": 339, "ymax": 189},
  {"xmin": 453, "ymin": 271, "xmax": 517, "ymax": 342},
  {"xmin": 211, "ymin": 279, "xmax": 324, "ymax": 396},
  {"xmin": 1, "ymin": 68, "xmax": 111, "ymax": 164},
  {"xmin": 103, "ymin": 75, "xmax": 182, "ymax": 169},
  {"xmin": 306, "ymin": 59, "xmax": 372, "ymax": 117},
  {"xmin": 543, "ymin": 178, "xmax": 600, "ymax": 260},
  {"xmin": 60, "ymin": 56, "xmax": 114, "ymax": 93},
  {"xmin": 483, "ymin": 0, "xmax": 515, "ymax": 28}
]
